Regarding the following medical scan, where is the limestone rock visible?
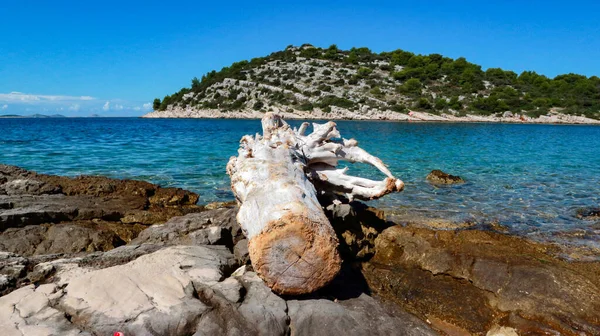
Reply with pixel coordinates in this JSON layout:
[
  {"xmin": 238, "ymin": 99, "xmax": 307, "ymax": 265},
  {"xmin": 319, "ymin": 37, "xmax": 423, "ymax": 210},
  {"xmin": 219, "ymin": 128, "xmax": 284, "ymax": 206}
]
[
  {"xmin": 287, "ymin": 294, "xmax": 435, "ymax": 336},
  {"xmin": 233, "ymin": 239, "xmax": 250, "ymax": 265},
  {"xmin": 131, "ymin": 207, "xmax": 242, "ymax": 248},
  {"xmin": 0, "ymin": 222, "xmax": 132, "ymax": 256}
]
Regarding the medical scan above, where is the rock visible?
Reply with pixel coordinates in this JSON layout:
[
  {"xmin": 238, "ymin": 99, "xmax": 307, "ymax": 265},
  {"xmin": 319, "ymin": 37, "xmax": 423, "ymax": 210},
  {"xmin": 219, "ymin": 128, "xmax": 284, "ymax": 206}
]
[
  {"xmin": 131, "ymin": 207, "xmax": 242, "ymax": 248},
  {"xmin": 233, "ymin": 239, "xmax": 250, "ymax": 265},
  {"xmin": 204, "ymin": 201, "xmax": 237, "ymax": 210},
  {"xmin": 502, "ymin": 111, "xmax": 514, "ymax": 118},
  {"xmin": 211, "ymin": 277, "xmax": 243, "ymax": 303},
  {"xmin": 325, "ymin": 201, "xmax": 392, "ymax": 260},
  {"xmin": 0, "ymin": 252, "xmax": 28, "ymax": 294},
  {"xmin": 0, "ymin": 228, "xmax": 437, "ymax": 336},
  {"xmin": 0, "ymin": 165, "xmax": 207, "ymax": 269},
  {"xmin": 363, "ymin": 225, "xmax": 600, "ymax": 335},
  {"xmin": 0, "ymin": 284, "xmax": 91, "ymax": 336},
  {"xmin": 576, "ymin": 207, "xmax": 600, "ymax": 220},
  {"xmin": 0, "ymin": 164, "xmax": 203, "ymax": 229},
  {"xmin": 287, "ymin": 294, "xmax": 435, "ymax": 336},
  {"xmin": 235, "ymin": 271, "xmax": 289, "ymax": 335},
  {"xmin": 0, "ymin": 222, "xmax": 137, "ymax": 256},
  {"xmin": 54, "ymin": 246, "xmax": 234, "ymax": 335},
  {"xmin": 426, "ymin": 169, "xmax": 465, "ymax": 184}
]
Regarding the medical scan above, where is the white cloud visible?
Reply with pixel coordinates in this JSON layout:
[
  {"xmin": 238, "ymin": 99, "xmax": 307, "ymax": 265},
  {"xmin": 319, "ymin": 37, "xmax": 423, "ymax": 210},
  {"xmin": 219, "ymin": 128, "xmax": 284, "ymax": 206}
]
[
  {"xmin": 143, "ymin": 102, "xmax": 152, "ymax": 110},
  {"xmin": 0, "ymin": 92, "xmax": 95, "ymax": 103},
  {"xmin": 68, "ymin": 104, "xmax": 80, "ymax": 111},
  {"xmin": 133, "ymin": 106, "xmax": 141, "ymax": 111},
  {"xmin": 1, "ymin": 104, "xmax": 7, "ymax": 110},
  {"xmin": 114, "ymin": 104, "xmax": 124, "ymax": 111},
  {"xmin": 102, "ymin": 101, "xmax": 110, "ymax": 111}
]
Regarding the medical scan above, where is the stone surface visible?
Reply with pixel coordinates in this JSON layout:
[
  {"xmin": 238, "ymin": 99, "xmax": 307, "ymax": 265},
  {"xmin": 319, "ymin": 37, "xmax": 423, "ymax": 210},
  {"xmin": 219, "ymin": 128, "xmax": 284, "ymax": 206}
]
[
  {"xmin": 288, "ymin": 294, "xmax": 435, "ymax": 336},
  {"xmin": 0, "ymin": 222, "xmax": 141, "ymax": 256},
  {"xmin": 576, "ymin": 207, "xmax": 600, "ymax": 220},
  {"xmin": 0, "ymin": 165, "xmax": 204, "ymax": 258},
  {"xmin": 233, "ymin": 239, "xmax": 250, "ymax": 265},
  {"xmin": 131, "ymin": 207, "xmax": 243, "ymax": 249},
  {"xmin": 426, "ymin": 169, "xmax": 465, "ymax": 184},
  {"xmin": 3, "ymin": 165, "xmax": 599, "ymax": 335},
  {"xmin": 0, "ymin": 242, "xmax": 434, "ymax": 336},
  {"xmin": 325, "ymin": 202, "xmax": 392, "ymax": 260},
  {"xmin": 364, "ymin": 225, "xmax": 600, "ymax": 335}
]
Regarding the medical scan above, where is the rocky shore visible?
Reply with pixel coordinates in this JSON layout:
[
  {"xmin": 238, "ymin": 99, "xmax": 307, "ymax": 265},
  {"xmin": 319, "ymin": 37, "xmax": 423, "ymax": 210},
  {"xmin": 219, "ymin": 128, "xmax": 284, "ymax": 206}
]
[
  {"xmin": 1, "ymin": 165, "xmax": 599, "ymax": 335},
  {"xmin": 142, "ymin": 107, "xmax": 600, "ymax": 124}
]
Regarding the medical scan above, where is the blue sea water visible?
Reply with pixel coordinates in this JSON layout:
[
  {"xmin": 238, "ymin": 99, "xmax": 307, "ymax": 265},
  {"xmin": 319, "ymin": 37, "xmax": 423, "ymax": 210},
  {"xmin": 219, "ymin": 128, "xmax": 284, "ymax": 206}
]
[{"xmin": 1, "ymin": 118, "xmax": 599, "ymax": 247}]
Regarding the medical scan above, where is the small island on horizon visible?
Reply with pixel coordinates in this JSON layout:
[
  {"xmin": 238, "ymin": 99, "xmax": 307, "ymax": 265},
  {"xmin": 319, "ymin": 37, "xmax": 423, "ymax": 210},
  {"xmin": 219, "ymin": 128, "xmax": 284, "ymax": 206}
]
[{"xmin": 0, "ymin": 113, "xmax": 67, "ymax": 119}]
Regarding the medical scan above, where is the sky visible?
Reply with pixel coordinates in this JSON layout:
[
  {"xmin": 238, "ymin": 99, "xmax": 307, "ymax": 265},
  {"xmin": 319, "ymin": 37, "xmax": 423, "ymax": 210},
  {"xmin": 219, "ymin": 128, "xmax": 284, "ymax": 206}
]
[{"xmin": 1, "ymin": 1, "xmax": 599, "ymax": 117}]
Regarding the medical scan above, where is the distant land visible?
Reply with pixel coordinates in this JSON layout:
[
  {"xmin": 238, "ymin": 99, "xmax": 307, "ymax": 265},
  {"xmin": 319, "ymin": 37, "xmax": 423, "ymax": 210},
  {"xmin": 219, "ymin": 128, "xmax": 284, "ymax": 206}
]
[
  {"xmin": 144, "ymin": 44, "xmax": 600, "ymax": 124},
  {"xmin": 0, "ymin": 114, "xmax": 67, "ymax": 118}
]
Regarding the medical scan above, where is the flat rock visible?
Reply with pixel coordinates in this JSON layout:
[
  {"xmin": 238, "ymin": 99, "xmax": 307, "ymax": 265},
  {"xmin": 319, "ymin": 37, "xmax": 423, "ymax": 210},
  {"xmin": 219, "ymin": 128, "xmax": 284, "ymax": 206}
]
[
  {"xmin": 0, "ymin": 222, "xmax": 138, "ymax": 256},
  {"xmin": 0, "ymin": 241, "xmax": 435, "ymax": 335},
  {"xmin": 364, "ymin": 225, "xmax": 600, "ymax": 335},
  {"xmin": 0, "ymin": 164, "xmax": 203, "ymax": 229},
  {"xmin": 131, "ymin": 207, "xmax": 243, "ymax": 248},
  {"xmin": 288, "ymin": 294, "xmax": 435, "ymax": 336}
]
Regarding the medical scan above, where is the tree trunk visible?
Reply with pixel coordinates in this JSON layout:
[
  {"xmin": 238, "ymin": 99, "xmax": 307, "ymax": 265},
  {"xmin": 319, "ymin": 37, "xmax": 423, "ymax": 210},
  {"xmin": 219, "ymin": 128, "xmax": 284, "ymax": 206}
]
[{"xmin": 227, "ymin": 113, "xmax": 403, "ymax": 294}]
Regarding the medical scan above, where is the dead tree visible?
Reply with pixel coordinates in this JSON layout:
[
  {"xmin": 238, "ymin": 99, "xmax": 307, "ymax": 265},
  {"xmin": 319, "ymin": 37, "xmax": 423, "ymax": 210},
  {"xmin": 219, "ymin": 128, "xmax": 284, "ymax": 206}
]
[{"xmin": 227, "ymin": 113, "xmax": 403, "ymax": 294}]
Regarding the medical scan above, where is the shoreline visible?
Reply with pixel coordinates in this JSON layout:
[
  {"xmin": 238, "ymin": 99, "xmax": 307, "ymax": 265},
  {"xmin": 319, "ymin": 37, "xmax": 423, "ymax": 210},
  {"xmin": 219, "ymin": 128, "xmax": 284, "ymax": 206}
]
[
  {"xmin": 142, "ymin": 107, "xmax": 600, "ymax": 125},
  {"xmin": 1, "ymin": 165, "xmax": 599, "ymax": 334}
]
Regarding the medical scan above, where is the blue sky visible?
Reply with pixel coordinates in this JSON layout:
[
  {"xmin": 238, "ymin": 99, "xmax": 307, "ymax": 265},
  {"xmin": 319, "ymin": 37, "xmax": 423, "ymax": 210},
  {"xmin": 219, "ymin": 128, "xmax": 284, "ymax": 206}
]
[{"xmin": 1, "ymin": 1, "xmax": 599, "ymax": 116}]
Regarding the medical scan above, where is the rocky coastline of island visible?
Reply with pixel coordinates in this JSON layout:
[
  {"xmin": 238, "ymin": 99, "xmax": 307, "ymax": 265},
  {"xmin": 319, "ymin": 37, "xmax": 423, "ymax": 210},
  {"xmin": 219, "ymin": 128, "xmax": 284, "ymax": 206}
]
[
  {"xmin": 0, "ymin": 164, "xmax": 599, "ymax": 335},
  {"xmin": 143, "ymin": 107, "xmax": 600, "ymax": 125}
]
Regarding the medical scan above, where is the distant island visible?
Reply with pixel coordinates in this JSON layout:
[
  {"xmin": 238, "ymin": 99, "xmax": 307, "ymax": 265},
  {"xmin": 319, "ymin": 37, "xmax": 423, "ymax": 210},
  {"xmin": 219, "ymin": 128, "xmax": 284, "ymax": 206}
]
[
  {"xmin": 0, "ymin": 114, "xmax": 67, "ymax": 118},
  {"xmin": 144, "ymin": 44, "xmax": 600, "ymax": 124}
]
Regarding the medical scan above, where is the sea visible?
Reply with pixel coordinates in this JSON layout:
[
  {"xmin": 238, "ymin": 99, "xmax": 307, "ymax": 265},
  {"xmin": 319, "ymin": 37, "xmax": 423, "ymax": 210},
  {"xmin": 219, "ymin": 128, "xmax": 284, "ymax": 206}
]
[{"xmin": 1, "ymin": 118, "xmax": 599, "ymax": 250}]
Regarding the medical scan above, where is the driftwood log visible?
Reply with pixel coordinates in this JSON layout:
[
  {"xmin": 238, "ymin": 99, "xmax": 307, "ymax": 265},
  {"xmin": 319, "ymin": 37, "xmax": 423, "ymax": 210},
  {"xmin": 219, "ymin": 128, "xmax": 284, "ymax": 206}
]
[{"xmin": 227, "ymin": 113, "xmax": 404, "ymax": 294}]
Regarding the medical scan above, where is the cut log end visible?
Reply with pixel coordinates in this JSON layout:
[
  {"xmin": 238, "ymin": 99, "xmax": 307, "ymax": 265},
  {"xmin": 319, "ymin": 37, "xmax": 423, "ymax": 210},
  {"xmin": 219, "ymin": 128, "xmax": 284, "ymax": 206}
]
[{"xmin": 248, "ymin": 213, "xmax": 342, "ymax": 295}]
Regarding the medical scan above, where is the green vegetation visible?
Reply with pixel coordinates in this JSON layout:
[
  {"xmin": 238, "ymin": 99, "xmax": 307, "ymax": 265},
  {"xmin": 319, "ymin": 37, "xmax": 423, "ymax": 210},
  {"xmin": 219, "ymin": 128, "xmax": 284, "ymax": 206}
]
[{"xmin": 154, "ymin": 44, "xmax": 600, "ymax": 119}]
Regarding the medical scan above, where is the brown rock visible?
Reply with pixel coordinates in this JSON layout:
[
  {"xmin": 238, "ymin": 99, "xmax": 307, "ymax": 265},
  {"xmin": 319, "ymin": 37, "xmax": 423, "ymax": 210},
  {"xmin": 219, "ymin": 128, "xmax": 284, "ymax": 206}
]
[
  {"xmin": 426, "ymin": 169, "xmax": 465, "ymax": 184},
  {"xmin": 363, "ymin": 225, "xmax": 600, "ymax": 335},
  {"xmin": 325, "ymin": 201, "xmax": 392, "ymax": 260},
  {"xmin": 0, "ymin": 165, "xmax": 205, "ymax": 252},
  {"xmin": 576, "ymin": 207, "xmax": 600, "ymax": 220}
]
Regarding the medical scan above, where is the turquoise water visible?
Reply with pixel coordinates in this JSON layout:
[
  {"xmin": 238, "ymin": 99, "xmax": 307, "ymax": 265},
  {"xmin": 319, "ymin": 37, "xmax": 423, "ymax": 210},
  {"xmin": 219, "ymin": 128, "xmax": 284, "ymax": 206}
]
[{"xmin": 1, "ymin": 118, "xmax": 599, "ymax": 246}]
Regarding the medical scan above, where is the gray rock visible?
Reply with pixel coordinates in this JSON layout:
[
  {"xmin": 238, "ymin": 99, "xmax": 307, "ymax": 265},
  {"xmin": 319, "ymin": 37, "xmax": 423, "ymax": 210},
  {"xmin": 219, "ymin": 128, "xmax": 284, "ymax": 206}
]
[
  {"xmin": 0, "ymin": 284, "xmax": 91, "ymax": 336},
  {"xmin": 0, "ymin": 223, "xmax": 125, "ymax": 256},
  {"xmin": 237, "ymin": 271, "xmax": 289, "ymax": 335},
  {"xmin": 233, "ymin": 239, "xmax": 249, "ymax": 265},
  {"xmin": 0, "ymin": 252, "xmax": 28, "ymax": 294},
  {"xmin": 0, "ymin": 242, "xmax": 437, "ymax": 336},
  {"xmin": 288, "ymin": 294, "xmax": 435, "ymax": 336},
  {"xmin": 131, "ymin": 208, "xmax": 242, "ymax": 248}
]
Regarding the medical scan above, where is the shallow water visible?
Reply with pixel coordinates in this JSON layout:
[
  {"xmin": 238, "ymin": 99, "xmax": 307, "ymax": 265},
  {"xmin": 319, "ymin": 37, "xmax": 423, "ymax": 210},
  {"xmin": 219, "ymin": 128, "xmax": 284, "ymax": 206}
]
[{"xmin": 1, "ymin": 118, "xmax": 599, "ymax": 247}]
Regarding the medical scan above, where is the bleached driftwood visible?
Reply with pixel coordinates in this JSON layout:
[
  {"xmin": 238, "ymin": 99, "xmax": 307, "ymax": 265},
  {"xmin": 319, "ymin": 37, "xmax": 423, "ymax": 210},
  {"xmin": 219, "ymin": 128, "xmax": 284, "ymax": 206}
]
[{"xmin": 227, "ymin": 113, "xmax": 404, "ymax": 294}]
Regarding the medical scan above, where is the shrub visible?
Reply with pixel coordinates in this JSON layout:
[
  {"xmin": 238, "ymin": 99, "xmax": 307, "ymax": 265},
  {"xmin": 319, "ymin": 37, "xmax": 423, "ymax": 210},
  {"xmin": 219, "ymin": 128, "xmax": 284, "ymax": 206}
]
[
  {"xmin": 253, "ymin": 101, "xmax": 264, "ymax": 110},
  {"xmin": 398, "ymin": 78, "xmax": 422, "ymax": 95},
  {"xmin": 357, "ymin": 67, "xmax": 373, "ymax": 78},
  {"xmin": 414, "ymin": 97, "xmax": 432, "ymax": 110},
  {"xmin": 298, "ymin": 102, "xmax": 314, "ymax": 111}
]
